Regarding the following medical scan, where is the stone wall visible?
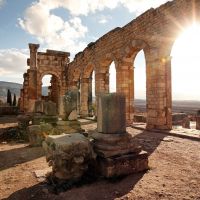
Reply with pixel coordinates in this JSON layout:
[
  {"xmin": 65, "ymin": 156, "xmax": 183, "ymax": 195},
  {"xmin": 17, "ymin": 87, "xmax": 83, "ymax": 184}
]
[{"xmin": 0, "ymin": 106, "xmax": 19, "ymax": 115}]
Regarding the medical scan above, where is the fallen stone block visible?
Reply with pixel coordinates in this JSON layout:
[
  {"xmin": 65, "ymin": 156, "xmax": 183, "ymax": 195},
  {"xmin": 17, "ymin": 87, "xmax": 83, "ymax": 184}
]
[
  {"xmin": 44, "ymin": 101, "xmax": 57, "ymax": 116},
  {"xmin": 27, "ymin": 125, "xmax": 44, "ymax": 146},
  {"xmin": 43, "ymin": 133, "xmax": 96, "ymax": 180}
]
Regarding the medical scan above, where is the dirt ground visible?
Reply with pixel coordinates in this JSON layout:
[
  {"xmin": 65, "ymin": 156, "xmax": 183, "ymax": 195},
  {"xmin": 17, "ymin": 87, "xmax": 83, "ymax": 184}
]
[{"xmin": 0, "ymin": 117, "xmax": 200, "ymax": 200}]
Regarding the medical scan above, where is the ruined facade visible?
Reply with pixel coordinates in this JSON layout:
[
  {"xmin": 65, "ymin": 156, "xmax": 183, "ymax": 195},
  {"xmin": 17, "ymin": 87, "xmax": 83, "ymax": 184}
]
[
  {"xmin": 20, "ymin": 0, "xmax": 200, "ymax": 130},
  {"xmin": 19, "ymin": 44, "xmax": 70, "ymax": 112}
]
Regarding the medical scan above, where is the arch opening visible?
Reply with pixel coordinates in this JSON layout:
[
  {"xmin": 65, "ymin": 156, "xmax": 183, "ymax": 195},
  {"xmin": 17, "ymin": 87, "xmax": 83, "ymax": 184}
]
[
  {"xmin": 88, "ymin": 70, "xmax": 95, "ymax": 117},
  {"xmin": 134, "ymin": 50, "xmax": 146, "ymax": 113},
  {"xmin": 171, "ymin": 23, "xmax": 200, "ymax": 129},
  {"xmin": 41, "ymin": 74, "xmax": 60, "ymax": 110},
  {"xmin": 109, "ymin": 61, "xmax": 116, "ymax": 93}
]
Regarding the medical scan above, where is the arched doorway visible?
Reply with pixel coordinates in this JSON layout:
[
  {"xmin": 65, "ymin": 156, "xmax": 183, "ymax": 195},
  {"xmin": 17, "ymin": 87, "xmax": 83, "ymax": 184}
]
[
  {"xmin": 109, "ymin": 61, "xmax": 116, "ymax": 93},
  {"xmin": 40, "ymin": 73, "xmax": 60, "ymax": 111},
  {"xmin": 119, "ymin": 40, "xmax": 148, "ymax": 124},
  {"xmin": 134, "ymin": 50, "xmax": 146, "ymax": 116}
]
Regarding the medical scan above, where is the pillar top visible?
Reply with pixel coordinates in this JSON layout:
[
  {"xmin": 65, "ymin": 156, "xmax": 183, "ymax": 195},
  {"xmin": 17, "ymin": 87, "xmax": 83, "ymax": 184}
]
[{"xmin": 28, "ymin": 43, "xmax": 40, "ymax": 51}]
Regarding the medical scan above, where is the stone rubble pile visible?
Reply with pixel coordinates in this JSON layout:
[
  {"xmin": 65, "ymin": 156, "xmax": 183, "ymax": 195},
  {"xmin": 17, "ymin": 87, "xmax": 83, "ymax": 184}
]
[{"xmin": 26, "ymin": 91, "xmax": 83, "ymax": 146}]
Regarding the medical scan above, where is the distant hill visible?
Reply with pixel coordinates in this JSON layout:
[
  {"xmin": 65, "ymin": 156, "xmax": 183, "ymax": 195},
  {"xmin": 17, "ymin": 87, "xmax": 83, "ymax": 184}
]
[
  {"xmin": 0, "ymin": 81, "xmax": 22, "ymax": 102},
  {"xmin": 135, "ymin": 99, "xmax": 200, "ymax": 114},
  {"xmin": 1, "ymin": 81, "xmax": 200, "ymax": 114},
  {"xmin": 0, "ymin": 81, "xmax": 48, "ymax": 102}
]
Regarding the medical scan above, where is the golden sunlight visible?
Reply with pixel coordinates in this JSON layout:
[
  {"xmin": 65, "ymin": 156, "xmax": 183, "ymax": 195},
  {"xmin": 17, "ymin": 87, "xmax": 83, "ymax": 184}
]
[{"xmin": 171, "ymin": 24, "xmax": 200, "ymax": 100}]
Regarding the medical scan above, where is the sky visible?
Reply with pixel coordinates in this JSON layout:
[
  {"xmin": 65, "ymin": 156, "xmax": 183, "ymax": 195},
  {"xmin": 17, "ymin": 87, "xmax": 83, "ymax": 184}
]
[{"xmin": 0, "ymin": 0, "xmax": 200, "ymax": 100}]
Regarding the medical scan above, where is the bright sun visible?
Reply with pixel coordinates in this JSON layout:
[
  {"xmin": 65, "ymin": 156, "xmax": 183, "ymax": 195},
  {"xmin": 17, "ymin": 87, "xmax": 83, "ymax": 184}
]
[{"xmin": 171, "ymin": 24, "xmax": 200, "ymax": 100}]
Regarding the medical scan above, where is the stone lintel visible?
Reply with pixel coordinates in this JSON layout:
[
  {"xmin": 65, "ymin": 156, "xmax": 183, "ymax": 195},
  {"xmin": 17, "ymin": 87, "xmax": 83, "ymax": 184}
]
[{"xmin": 46, "ymin": 49, "xmax": 70, "ymax": 57}]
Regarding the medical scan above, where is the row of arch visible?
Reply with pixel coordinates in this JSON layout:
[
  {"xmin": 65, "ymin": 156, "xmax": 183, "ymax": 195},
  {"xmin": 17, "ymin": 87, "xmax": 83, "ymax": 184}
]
[{"xmin": 38, "ymin": 0, "xmax": 200, "ymax": 130}]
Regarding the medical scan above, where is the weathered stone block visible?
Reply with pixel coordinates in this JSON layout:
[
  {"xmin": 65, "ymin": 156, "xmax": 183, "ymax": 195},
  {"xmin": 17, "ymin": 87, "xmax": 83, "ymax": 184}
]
[
  {"xmin": 91, "ymin": 132, "xmax": 141, "ymax": 158},
  {"xmin": 63, "ymin": 90, "xmax": 78, "ymax": 121},
  {"xmin": 44, "ymin": 101, "xmax": 57, "ymax": 116},
  {"xmin": 97, "ymin": 93, "xmax": 126, "ymax": 134},
  {"xmin": 32, "ymin": 115, "xmax": 58, "ymax": 125},
  {"xmin": 54, "ymin": 120, "xmax": 83, "ymax": 134},
  {"xmin": 34, "ymin": 100, "xmax": 44, "ymax": 113},
  {"xmin": 134, "ymin": 114, "xmax": 146, "ymax": 123},
  {"xmin": 95, "ymin": 151, "xmax": 149, "ymax": 178},
  {"xmin": 43, "ymin": 133, "xmax": 95, "ymax": 180},
  {"xmin": 27, "ymin": 125, "xmax": 44, "ymax": 146}
]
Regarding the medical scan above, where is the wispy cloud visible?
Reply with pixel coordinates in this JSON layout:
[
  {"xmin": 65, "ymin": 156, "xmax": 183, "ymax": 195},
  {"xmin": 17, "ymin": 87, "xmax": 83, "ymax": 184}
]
[
  {"xmin": 18, "ymin": 0, "xmax": 169, "ymax": 54},
  {"xmin": 18, "ymin": 1, "xmax": 88, "ymax": 53},
  {"xmin": 98, "ymin": 15, "xmax": 112, "ymax": 24},
  {"xmin": 0, "ymin": 0, "xmax": 5, "ymax": 8},
  {"xmin": 0, "ymin": 49, "xmax": 28, "ymax": 78}
]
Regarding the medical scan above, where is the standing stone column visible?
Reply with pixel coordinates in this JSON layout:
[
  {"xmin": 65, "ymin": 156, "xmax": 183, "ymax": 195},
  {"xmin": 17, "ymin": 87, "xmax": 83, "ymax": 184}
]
[
  {"xmin": 80, "ymin": 78, "xmax": 89, "ymax": 117},
  {"xmin": 145, "ymin": 48, "xmax": 172, "ymax": 130},
  {"xmin": 88, "ymin": 75, "xmax": 93, "ymax": 116},
  {"xmin": 116, "ymin": 59, "xmax": 134, "ymax": 125},
  {"xmin": 29, "ymin": 43, "xmax": 39, "ymax": 69},
  {"xmin": 25, "ymin": 44, "xmax": 40, "ymax": 112},
  {"xmin": 77, "ymin": 80, "xmax": 81, "ymax": 115},
  {"xmin": 95, "ymin": 72, "xmax": 109, "ymax": 119}
]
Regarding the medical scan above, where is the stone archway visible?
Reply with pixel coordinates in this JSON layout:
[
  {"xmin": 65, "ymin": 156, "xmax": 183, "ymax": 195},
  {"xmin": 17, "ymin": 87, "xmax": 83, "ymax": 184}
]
[
  {"xmin": 19, "ymin": 44, "xmax": 70, "ymax": 114},
  {"xmin": 21, "ymin": 0, "xmax": 200, "ymax": 130},
  {"xmin": 38, "ymin": 72, "xmax": 61, "ymax": 111}
]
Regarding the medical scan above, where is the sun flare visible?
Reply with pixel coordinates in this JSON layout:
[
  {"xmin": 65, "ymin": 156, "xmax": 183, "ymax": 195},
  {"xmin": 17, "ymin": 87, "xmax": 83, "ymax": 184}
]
[{"xmin": 171, "ymin": 24, "xmax": 200, "ymax": 100}]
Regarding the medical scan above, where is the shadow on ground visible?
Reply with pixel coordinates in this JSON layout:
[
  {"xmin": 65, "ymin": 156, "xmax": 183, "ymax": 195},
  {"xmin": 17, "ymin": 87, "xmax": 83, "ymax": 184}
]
[
  {"xmin": 4, "ymin": 172, "xmax": 145, "ymax": 200},
  {"xmin": 0, "ymin": 144, "xmax": 45, "ymax": 171},
  {"xmin": 130, "ymin": 129, "xmax": 166, "ymax": 156},
  {"xmin": 0, "ymin": 115, "xmax": 18, "ymax": 124},
  {"xmin": 3, "ymin": 126, "xmax": 178, "ymax": 200}
]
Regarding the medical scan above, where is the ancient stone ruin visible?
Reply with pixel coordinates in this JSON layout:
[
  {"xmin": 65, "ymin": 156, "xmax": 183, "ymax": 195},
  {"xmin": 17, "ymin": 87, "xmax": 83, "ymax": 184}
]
[
  {"xmin": 92, "ymin": 93, "xmax": 148, "ymax": 177},
  {"xmin": 19, "ymin": 0, "xmax": 200, "ymax": 130},
  {"xmin": 42, "ymin": 93, "xmax": 148, "ymax": 182},
  {"xmin": 15, "ymin": 0, "xmax": 200, "ymax": 188}
]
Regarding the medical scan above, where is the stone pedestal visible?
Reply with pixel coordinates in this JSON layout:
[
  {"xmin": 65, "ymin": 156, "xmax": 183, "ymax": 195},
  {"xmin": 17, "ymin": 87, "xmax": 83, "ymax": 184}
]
[
  {"xmin": 92, "ymin": 132, "xmax": 142, "ymax": 158},
  {"xmin": 91, "ymin": 132, "xmax": 148, "ymax": 177},
  {"xmin": 95, "ymin": 151, "xmax": 148, "ymax": 178},
  {"xmin": 93, "ymin": 93, "xmax": 149, "ymax": 178}
]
